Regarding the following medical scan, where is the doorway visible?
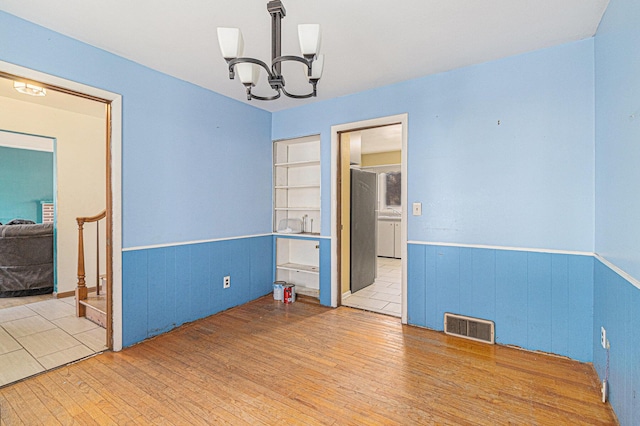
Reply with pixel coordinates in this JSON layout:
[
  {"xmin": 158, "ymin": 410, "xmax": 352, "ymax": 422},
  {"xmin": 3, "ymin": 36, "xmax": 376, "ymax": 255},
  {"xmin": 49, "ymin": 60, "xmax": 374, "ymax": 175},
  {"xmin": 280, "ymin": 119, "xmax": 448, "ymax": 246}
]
[
  {"xmin": 0, "ymin": 63, "xmax": 123, "ymax": 385},
  {"xmin": 331, "ymin": 114, "xmax": 408, "ymax": 323}
]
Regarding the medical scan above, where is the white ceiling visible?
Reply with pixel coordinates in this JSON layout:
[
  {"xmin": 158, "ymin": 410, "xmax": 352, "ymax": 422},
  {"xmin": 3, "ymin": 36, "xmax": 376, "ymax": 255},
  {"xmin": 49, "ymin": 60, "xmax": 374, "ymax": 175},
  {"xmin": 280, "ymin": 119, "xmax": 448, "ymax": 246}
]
[
  {"xmin": 0, "ymin": 0, "xmax": 609, "ymax": 113},
  {"xmin": 0, "ymin": 76, "xmax": 105, "ymax": 118},
  {"xmin": 358, "ymin": 125, "xmax": 402, "ymax": 155}
]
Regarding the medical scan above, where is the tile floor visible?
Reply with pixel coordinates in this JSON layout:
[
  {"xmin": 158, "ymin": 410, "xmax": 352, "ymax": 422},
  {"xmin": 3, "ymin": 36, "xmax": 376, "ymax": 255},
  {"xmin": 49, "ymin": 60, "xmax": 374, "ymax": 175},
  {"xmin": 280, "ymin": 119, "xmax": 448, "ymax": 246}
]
[
  {"xmin": 343, "ymin": 257, "xmax": 401, "ymax": 317},
  {"xmin": 0, "ymin": 292, "xmax": 55, "ymax": 310},
  {"xmin": 0, "ymin": 296, "xmax": 107, "ymax": 387}
]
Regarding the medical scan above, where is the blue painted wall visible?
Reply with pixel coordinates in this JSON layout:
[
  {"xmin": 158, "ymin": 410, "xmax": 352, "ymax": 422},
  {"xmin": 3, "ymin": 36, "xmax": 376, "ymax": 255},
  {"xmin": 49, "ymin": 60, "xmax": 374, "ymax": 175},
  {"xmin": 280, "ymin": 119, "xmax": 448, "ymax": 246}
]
[
  {"xmin": 5, "ymin": 11, "xmax": 639, "ymax": 424},
  {"xmin": 594, "ymin": 0, "xmax": 640, "ymax": 423},
  {"xmin": 122, "ymin": 235, "xmax": 273, "ymax": 346},
  {"xmin": 0, "ymin": 11, "xmax": 274, "ymax": 346},
  {"xmin": 595, "ymin": 0, "xmax": 640, "ymax": 281},
  {"xmin": 408, "ymin": 244, "xmax": 594, "ymax": 362},
  {"xmin": 273, "ymin": 40, "xmax": 595, "ymax": 252},
  {"xmin": 0, "ymin": 11, "xmax": 273, "ymax": 249},
  {"xmin": 273, "ymin": 40, "xmax": 596, "ymax": 358},
  {"xmin": 0, "ymin": 146, "xmax": 53, "ymax": 224},
  {"xmin": 593, "ymin": 261, "xmax": 640, "ymax": 425}
]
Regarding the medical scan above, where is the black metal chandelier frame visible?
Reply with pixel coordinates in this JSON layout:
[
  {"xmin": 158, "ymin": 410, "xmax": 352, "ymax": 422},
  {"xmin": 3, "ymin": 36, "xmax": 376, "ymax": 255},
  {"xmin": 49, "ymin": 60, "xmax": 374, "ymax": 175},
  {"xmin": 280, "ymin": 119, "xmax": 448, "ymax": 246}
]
[{"xmin": 223, "ymin": 1, "xmax": 320, "ymax": 101}]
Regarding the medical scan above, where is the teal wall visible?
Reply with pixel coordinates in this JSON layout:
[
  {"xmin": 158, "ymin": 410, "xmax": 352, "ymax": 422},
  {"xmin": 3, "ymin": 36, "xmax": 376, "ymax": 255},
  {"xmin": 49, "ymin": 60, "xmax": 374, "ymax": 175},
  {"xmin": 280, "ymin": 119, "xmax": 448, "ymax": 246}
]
[{"xmin": 0, "ymin": 145, "xmax": 53, "ymax": 224}]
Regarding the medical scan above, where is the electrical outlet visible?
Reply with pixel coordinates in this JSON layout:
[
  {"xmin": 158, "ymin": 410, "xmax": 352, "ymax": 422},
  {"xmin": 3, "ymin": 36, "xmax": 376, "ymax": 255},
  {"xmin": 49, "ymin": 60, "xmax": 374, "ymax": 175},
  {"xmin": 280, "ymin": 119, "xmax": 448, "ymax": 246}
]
[
  {"xmin": 601, "ymin": 326, "xmax": 607, "ymax": 349},
  {"xmin": 223, "ymin": 275, "xmax": 230, "ymax": 289}
]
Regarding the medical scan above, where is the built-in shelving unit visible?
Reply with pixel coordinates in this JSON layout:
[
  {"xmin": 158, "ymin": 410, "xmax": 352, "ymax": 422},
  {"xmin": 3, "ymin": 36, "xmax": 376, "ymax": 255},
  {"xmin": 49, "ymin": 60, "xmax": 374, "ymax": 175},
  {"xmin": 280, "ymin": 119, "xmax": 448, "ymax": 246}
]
[
  {"xmin": 273, "ymin": 135, "xmax": 320, "ymax": 235},
  {"xmin": 275, "ymin": 237, "xmax": 320, "ymax": 299},
  {"xmin": 273, "ymin": 135, "xmax": 321, "ymax": 300}
]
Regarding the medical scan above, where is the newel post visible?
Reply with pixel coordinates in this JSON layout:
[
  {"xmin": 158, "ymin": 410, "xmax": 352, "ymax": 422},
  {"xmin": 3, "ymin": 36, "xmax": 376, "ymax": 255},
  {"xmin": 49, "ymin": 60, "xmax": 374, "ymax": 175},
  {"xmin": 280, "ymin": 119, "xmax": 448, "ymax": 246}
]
[{"xmin": 76, "ymin": 217, "xmax": 87, "ymax": 317}]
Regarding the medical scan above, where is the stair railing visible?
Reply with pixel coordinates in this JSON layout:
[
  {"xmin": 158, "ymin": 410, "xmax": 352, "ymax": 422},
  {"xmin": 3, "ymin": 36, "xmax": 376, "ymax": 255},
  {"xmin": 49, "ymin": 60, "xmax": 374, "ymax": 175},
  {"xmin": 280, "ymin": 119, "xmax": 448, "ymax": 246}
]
[{"xmin": 76, "ymin": 209, "xmax": 106, "ymax": 317}]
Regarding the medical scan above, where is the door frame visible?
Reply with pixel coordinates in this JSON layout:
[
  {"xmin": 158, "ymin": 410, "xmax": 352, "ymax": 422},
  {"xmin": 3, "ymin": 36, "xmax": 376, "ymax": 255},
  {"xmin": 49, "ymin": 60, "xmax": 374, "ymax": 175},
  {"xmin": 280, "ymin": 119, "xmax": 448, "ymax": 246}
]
[
  {"xmin": 0, "ymin": 60, "xmax": 124, "ymax": 351},
  {"xmin": 330, "ymin": 113, "xmax": 408, "ymax": 323}
]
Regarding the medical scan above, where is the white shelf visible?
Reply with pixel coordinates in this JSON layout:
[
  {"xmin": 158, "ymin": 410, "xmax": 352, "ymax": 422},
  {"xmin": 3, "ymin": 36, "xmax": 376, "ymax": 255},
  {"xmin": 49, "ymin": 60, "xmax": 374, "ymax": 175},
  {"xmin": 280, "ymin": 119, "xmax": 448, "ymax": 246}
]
[
  {"xmin": 276, "ymin": 262, "xmax": 319, "ymax": 275},
  {"xmin": 273, "ymin": 136, "xmax": 320, "ymax": 234},
  {"xmin": 274, "ymin": 232, "xmax": 320, "ymax": 237},
  {"xmin": 274, "ymin": 136, "xmax": 321, "ymax": 301},
  {"xmin": 274, "ymin": 160, "xmax": 320, "ymax": 168},
  {"xmin": 294, "ymin": 285, "xmax": 320, "ymax": 298},
  {"xmin": 275, "ymin": 185, "xmax": 321, "ymax": 189},
  {"xmin": 274, "ymin": 207, "xmax": 321, "ymax": 211}
]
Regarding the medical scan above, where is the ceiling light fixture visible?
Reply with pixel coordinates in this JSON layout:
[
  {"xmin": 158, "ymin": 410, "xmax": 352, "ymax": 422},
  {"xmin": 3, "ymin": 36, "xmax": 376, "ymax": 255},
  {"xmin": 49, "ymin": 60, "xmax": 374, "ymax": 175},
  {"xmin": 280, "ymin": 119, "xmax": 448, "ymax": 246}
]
[
  {"xmin": 217, "ymin": 0, "xmax": 324, "ymax": 101},
  {"xmin": 13, "ymin": 81, "xmax": 47, "ymax": 97}
]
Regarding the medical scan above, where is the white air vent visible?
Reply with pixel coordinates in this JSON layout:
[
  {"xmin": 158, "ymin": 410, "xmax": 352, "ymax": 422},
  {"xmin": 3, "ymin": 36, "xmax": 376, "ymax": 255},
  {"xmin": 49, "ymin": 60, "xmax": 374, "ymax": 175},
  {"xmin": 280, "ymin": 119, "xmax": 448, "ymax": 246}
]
[{"xmin": 444, "ymin": 313, "xmax": 495, "ymax": 344}]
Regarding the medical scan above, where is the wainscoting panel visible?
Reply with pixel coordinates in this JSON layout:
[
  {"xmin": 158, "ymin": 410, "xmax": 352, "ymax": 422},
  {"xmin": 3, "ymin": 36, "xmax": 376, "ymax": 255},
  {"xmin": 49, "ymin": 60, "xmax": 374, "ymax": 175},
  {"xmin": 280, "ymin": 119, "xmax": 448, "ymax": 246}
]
[
  {"xmin": 122, "ymin": 235, "xmax": 273, "ymax": 347},
  {"xmin": 407, "ymin": 244, "xmax": 427, "ymax": 327},
  {"xmin": 319, "ymin": 238, "xmax": 332, "ymax": 307},
  {"xmin": 408, "ymin": 244, "xmax": 594, "ymax": 362},
  {"xmin": 593, "ymin": 259, "xmax": 640, "ymax": 426}
]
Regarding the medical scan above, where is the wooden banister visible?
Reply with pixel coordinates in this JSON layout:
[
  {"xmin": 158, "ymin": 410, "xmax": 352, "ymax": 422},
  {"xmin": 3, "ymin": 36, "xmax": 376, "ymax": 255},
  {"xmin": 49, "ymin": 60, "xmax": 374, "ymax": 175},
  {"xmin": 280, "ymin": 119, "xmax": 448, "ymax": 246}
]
[{"xmin": 76, "ymin": 209, "xmax": 106, "ymax": 317}]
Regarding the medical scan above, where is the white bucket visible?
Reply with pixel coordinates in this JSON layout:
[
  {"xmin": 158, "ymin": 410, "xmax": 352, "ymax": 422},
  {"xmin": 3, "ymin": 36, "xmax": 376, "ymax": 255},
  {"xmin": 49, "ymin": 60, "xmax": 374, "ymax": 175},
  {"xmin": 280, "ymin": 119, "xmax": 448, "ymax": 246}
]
[{"xmin": 273, "ymin": 281, "xmax": 285, "ymax": 301}]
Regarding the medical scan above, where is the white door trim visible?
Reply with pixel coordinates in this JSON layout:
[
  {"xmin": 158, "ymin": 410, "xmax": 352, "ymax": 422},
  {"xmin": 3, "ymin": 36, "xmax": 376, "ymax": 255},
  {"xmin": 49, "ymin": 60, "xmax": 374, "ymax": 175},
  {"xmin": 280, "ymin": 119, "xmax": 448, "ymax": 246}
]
[
  {"xmin": 330, "ymin": 113, "xmax": 409, "ymax": 324},
  {"xmin": 0, "ymin": 60, "xmax": 124, "ymax": 351}
]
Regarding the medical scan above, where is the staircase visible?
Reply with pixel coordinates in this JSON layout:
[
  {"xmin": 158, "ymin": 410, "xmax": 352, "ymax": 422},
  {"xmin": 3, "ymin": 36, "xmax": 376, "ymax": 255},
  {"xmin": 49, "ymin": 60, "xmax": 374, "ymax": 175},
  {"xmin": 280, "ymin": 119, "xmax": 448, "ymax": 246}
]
[
  {"xmin": 79, "ymin": 275, "xmax": 107, "ymax": 327},
  {"xmin": 75, "ymin": 211, "xmax": 109, "ymax": 333}
]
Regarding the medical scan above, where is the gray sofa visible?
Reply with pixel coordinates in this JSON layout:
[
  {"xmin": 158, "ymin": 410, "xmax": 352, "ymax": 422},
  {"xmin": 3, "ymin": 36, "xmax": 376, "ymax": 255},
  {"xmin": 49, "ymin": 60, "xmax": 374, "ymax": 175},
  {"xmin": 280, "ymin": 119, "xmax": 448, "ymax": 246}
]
[{"xmin": 0, "ymin": 223, "xmax": 54, "ymax": 297}]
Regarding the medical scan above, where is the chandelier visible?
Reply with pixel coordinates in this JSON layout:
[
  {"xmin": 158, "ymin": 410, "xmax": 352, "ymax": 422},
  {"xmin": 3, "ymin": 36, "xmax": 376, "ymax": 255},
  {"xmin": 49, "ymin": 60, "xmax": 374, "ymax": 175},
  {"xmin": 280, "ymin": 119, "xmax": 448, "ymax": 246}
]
[{"xmin": 217, "ymin": 0, "xmax": 324, "ymax": 101}]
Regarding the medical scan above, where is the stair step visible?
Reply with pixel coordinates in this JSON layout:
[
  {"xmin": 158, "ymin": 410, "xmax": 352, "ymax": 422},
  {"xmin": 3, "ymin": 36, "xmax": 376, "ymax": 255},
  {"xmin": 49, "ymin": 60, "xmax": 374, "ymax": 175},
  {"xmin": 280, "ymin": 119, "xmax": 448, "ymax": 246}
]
[
  {"xmin": 79, "ymin": 296, "xmax": 106, "ymax": 328},
  {"xmin": 79, "ymin": 296, "xmax": 106, "ymax": 313}
]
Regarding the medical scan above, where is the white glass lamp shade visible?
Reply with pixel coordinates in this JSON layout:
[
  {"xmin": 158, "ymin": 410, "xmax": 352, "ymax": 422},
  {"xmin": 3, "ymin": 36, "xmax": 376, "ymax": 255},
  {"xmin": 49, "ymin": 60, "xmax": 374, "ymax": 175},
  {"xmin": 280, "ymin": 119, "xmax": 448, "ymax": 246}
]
[
  {"xmin": 217, "ymin": 27, "xmax": 244, "ymax": 59},
  {"xmin": 13, "ymin": 81, "xmax": 47, "ymax": 96},
  {"xmin": 298, "ymin": 24, "xmax": 321, "ymax": 57},
  {"xmin": 236, "ymin": 63, "xmax": 260, "ymax": 86},
  {"xmin": 308, "ymin": 55, "xmax": 324, "ymax": 80}
]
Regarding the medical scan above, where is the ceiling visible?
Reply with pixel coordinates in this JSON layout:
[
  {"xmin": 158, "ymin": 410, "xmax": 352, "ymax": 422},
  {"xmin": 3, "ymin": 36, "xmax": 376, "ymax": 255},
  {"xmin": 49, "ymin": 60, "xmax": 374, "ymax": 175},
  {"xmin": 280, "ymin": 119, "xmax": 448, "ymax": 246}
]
[
  {"xmin": 0, "ymin": 76, "xmax": 105, "ymax": 118},
  {"xmin": 358, "ymin": 125, "xmax": 402, "ymax": 155},
  {"xmin": 0, "ymin": 0, "xmax": 609, "ymax": 113}
]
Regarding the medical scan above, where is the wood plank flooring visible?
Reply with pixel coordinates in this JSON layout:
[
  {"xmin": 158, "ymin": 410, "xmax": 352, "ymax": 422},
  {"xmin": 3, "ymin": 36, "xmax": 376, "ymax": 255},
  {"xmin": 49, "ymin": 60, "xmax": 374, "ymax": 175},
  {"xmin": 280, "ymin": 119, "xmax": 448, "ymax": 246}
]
[{"xmin": 0, "ymin": 296, "xmax": 617, "ymax": 425}]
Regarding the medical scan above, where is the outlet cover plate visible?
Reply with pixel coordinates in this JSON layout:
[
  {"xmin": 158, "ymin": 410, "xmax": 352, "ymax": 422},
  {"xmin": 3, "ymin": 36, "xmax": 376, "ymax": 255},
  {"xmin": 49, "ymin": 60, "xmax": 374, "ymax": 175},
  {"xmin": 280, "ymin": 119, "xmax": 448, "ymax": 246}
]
[{"xmin": 223, "ymin": 276, "xmax": 230, "ymax": 289}]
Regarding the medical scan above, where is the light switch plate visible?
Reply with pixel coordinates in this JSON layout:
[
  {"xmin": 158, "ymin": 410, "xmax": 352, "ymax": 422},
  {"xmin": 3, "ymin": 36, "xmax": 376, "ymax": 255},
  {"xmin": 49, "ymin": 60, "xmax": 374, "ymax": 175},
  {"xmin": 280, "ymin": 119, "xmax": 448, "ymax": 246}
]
[{"xmin": 412, "ymin": 202, "xmax": 422, "ymax": 216}]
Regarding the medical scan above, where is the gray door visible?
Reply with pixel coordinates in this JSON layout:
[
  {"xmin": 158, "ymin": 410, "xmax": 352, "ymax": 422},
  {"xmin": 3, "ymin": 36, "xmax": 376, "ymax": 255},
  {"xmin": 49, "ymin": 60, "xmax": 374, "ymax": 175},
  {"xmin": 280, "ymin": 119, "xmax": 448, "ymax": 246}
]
[{"xmin": 350, "ymin": 169, "xmax": 377, "ymax": 293}]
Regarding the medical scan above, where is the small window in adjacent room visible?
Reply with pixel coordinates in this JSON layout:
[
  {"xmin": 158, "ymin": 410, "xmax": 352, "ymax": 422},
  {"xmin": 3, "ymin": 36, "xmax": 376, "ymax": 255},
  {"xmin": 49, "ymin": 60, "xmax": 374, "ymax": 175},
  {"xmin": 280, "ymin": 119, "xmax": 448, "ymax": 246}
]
[{"xmin": 385, "ymin": 172, "xmax": 401, "ymax": 207}]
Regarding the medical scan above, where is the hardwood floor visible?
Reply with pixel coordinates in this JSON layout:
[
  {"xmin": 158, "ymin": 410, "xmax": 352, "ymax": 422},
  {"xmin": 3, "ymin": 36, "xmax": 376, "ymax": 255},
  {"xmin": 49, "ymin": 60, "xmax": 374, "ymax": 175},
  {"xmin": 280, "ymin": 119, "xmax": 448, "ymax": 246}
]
[{"xmin": 0, "ymin": 296, "xmax": 617, "ymax": 425}]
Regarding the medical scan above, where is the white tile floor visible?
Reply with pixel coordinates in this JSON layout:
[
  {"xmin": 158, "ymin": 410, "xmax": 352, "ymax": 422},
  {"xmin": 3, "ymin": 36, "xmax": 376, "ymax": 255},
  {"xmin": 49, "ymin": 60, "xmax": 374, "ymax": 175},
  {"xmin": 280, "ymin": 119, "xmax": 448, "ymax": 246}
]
[
  {"xmin": 343, "ymin": 257, "xmax": 401, "ymax": 317},
  {"xmin": 0, "ymin": 296, "xmax": 107, "ymax": 387}
]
